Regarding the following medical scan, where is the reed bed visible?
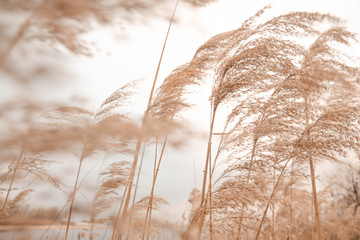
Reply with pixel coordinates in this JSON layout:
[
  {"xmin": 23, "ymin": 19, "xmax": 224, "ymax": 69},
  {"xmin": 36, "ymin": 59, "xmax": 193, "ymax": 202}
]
[{"xmin": 1, "ymin": 1, "xmax": 360, "ymax": 239}]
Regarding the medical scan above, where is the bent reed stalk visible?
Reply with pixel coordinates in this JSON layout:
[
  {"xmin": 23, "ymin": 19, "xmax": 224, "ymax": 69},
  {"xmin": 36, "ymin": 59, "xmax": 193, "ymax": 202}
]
[{"xmin": 112, "ymin": 1, "xmax": 180, "ymax": 238}]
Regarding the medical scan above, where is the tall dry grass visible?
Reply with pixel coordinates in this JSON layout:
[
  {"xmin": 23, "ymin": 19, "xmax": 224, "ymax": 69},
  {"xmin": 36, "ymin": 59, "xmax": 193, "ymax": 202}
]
[{"xmin": 1, "ymin": 1, "xmax": 360, "ymax": 240}]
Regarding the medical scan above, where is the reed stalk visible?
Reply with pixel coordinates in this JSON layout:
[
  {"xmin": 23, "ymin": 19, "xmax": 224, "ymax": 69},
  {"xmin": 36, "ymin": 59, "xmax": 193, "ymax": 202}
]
[
  {"xmin": 305, "ymin": 96, "xmax": 322, "ymax": 240},
  {"xmin": 0, "ymin": 145, "xmax": 25, "ymax": 217},
  {"xmin": 143, "ymin": 135, "xmax": 170, "ymax": 240},
  {"xmin": 254, "ymin": 157, "xmax": 291, "ymax": 240},
  {"xmin": 254, "ymin": 115, "xmax": 322, "ymax": 239},
  {"xmin": 114, "ymin": 1, "xmax": 180, "ymax": 238},
  {"xmin": 64, "ymin": 156, "xmax": 84, "ymax": 240},
  {"xmin": 125, "ymin": 144, "xmax": 147, "ymax": 240},
  {"xmin": 197, "ymin": 105, "xmax": 217, "ymax": 239}
]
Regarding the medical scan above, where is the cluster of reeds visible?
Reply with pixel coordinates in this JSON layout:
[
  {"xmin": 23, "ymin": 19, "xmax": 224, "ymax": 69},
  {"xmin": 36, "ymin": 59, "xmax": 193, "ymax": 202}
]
[
  {"xmin": 182, "ymin": 7, "xmax": 360, "ymax": 240},
  {"xmin": 1, "ymin": 1, "xmax": 360, "ymax": 240}
]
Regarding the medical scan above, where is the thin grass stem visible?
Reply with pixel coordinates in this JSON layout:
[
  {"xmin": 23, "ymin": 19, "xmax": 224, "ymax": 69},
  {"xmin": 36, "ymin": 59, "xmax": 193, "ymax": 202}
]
[
  {"xmin": 64, "ymin": 157, "xmax": 84, "ymax": 240},
  {"xmin": 118, "ymin": 2, "xmax": 181, "ymax": 234}
]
